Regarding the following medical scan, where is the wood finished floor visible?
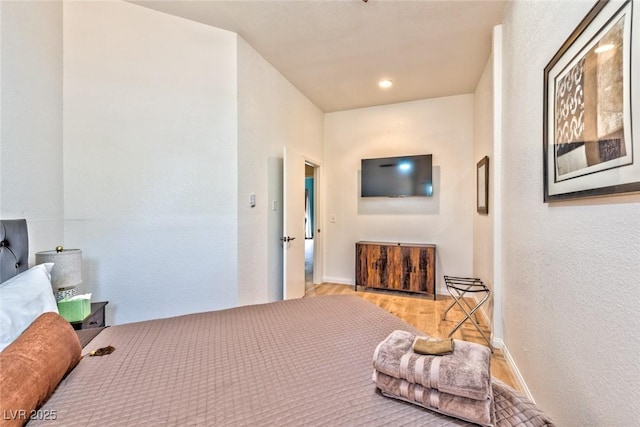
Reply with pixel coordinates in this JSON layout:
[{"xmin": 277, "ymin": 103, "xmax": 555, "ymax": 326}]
[{"xmin": 304, "ymin": 283, "xmax": 519, "ymax": 391}]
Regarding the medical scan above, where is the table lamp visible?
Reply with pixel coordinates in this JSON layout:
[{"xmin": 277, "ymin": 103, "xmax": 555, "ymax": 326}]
[{"xmin": 35, "ymin": 246, "xmax": 82, "ymax": 302}]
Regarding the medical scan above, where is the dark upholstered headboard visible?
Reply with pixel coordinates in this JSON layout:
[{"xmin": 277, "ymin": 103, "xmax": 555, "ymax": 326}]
[{"xmin": 0, "ymin": 219, "xmax": 29, "ymax": 284}]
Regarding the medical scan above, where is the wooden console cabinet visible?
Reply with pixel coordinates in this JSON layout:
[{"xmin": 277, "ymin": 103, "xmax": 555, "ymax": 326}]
[{"xmin": 355, "ymin": 241, "xmax": 436, "ymax": 300}]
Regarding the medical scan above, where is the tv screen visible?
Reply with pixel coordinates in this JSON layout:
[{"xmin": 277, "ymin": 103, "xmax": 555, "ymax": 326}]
[{"xmin": 361, "ymin": 154, "xmax": 433, "ymax": 197}]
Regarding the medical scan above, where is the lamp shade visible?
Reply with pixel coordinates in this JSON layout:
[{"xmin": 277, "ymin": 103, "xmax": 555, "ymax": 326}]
[{"xmin": 35, "ymin": 248, "xmax": 82, "ymax": 290}]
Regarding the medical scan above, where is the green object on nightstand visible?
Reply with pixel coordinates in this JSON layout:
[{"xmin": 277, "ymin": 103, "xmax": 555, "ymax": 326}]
[{"xmin": 57, "ymin": 295, "xmax": 91, "ymax": 322}]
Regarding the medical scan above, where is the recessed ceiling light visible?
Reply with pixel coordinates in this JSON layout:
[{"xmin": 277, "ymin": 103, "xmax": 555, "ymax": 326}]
[{"xmin": 379, "ymin": 79, "xmax": 393, "ymax": 89}]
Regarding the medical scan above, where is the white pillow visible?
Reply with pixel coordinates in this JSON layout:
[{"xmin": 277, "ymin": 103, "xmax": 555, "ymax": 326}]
[{"xmin": 0, "ymin": 263, "xmax": 59, "ymax": 352}]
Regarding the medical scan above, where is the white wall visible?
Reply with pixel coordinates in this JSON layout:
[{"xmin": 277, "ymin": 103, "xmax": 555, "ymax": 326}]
[
  {"xmin": 490, "ymin": 25, "xmax": 504, "ymax": 345},
  {"xmin": 323, "ymin": 95, "xmax": 475, "ymax": 292},
  {"xmin": 0, "ymin": 0, "xmax": 64, "ymax": 260},
  {"xmin": 237, "ymin": 37, "xmax": 324, "ymax": 306},
  {"xmin": 63, "ymin": 0, "xmax": 239, "ymax": 324},
  {"xmin": 473, "ymin": 55, "xmax": 494, "ymax": 327},
  {"xmin": 502, "ymin": 1, "xmax": 640, "ymax": 424}
]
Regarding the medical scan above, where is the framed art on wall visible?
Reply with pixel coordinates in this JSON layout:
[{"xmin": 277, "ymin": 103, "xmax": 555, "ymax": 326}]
[
  {"xmin": 543, "ymin": 0, "xmax": 640, "ymax": 202},
  {"xmin": 477, "ymin": 156, "xmax": 489, "ymax": 214}
]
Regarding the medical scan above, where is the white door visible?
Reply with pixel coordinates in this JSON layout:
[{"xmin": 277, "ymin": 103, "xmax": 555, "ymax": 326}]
[{"xmin": 282, "ymin": 147, "xmax": 306, "ymax": 300}]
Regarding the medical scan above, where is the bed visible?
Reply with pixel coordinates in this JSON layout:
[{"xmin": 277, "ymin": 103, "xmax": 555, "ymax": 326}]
[{"xmin": 0, "ymin": 219, "xmax": 554, "ymax": 426}]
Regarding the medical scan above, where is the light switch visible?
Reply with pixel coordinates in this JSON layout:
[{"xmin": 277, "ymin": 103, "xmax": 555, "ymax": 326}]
[
  {"xmin": 249, "ymin": 193, "xmax": 256, "ymax": 208},
  {"xmin": 272, "ymin": 200, "xmax": 278, "ymax": 211},
  {"xmin": 330, "ymin": 214, "xmax": 337, "ymax": 223}
]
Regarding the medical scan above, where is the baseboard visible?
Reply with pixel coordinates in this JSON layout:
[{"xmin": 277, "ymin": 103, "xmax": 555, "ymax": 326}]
[
  {"xmin": 322, "ymin": 277, "xmax": 353, "ymax": 286},
  {"xmin": 494, "ymin": 338, "xmax": 535, "ymax": 403}
]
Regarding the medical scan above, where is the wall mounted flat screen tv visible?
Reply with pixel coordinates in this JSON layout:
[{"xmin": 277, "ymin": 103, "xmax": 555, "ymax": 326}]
[{"xmin": 361, "ymin": 154, "xmax": 433, "ymax": 197}]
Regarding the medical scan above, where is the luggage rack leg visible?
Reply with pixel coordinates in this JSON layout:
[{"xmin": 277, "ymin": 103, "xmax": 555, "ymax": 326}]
[{"xmin": 442, "ymin": 276, "xmax": 492, "ymax": 351}]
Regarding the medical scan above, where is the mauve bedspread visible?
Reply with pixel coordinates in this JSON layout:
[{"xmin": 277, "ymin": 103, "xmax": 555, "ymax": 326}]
[{"xmin": 28, "ymin": 295, "xmax": 552, "ymax": 426}]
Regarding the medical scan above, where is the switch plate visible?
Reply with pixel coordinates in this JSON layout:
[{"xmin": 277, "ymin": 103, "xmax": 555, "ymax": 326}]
[{"xmin": 330, "ymin": 214, "xmax": 337, "ymax": 223}]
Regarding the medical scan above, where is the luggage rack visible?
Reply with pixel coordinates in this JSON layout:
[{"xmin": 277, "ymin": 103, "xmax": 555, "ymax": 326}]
[{"xmin": 442, "ymin": 275, "xmax": 492, "ymax": 350}]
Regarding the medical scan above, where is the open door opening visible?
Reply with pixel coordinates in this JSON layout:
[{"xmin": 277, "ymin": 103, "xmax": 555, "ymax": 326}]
[{"xmin": 304, "ymin": 163, "xmax": 315, "ymax": 292}]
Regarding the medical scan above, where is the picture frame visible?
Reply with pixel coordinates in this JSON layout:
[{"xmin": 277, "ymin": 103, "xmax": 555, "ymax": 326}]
[
  {"xmin": 477, "ymin": 156, "xmax": 489, "ymax": 214},
  {"xmin": 543, "ymin": 0, "xmax": 640, "ymax": 202}
]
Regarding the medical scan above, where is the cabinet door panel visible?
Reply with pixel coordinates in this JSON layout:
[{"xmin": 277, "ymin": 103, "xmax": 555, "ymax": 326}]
[
  {"xmin": 384, "ymin": 246, "xmax": 401, "ymax": 290},
  {"xmin": 404, "ymin": 246, "xmax": 421, "ymax": 292},
  {"xmin": 376, "ymin": 245, "xmax": 388, "ymax": 288},
  {"xmin": 355, "ymin": 244, "xmax": 367, "ymax": 287},
  {"xmin": 356, "ymin": 243, "xmax": 382, "ymax": 288},
  {"xmin": 423, "ymin": 247, "xmax": 435, "ymax": 294}
]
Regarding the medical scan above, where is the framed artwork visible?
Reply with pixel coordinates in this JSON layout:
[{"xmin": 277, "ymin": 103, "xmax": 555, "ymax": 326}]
[
  {"xmin": 477, "ymin": 156, "xmax": 489, "ymax": 214},
  {"xmin": 543, "ymin": 0, "xmax": 640, "ymax": 202}
]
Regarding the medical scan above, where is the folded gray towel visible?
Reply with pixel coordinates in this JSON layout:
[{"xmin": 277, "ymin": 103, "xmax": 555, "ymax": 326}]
[
  {"xmin": 373, "ymin": 330, "xmax": 491, "ymax": 401},
  {"xmin": 373, "ymin": 369, "xmax": 495, "ymax": 427}
]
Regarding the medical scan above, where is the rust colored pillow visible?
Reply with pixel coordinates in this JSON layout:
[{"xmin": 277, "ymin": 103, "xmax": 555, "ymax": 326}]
[{"xmin": 0, "ymin": 312, "xmax": 81, "ymax": 426}]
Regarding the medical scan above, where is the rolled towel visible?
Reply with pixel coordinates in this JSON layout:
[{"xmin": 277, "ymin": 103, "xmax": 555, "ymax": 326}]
[
  {"xmin": 373, "ymin": 330, "xmax": 491, "ymax": 401},
  {"xmin": 373, "ymin": 369, "xmax": 495, "ymax": 427},
  {"xmin": 414, "ymin": 337, "xmax": 454, "ymax": 355}
]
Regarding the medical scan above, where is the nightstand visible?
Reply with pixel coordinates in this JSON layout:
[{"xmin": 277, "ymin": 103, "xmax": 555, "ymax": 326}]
[{"xmin": 70, "ymin": 301, "xmax": 108, "ymax": 330}]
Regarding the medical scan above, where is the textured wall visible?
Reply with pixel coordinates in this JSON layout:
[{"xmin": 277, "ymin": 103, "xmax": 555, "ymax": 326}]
[
  {"xmin": 237, "ymin": 36, "xmax": 324, "ymax": 306},
  {"xmin": 473, "ymin": 55, "xmax": 494, "ymax": 328},
  {"xmin": 0, "ymin": 1, "xmax": 64, "ymax": 258},
  {"xmin": 502, "ymin": 0, "xmax": 640, "ymax": 424},
  {"xmin": 323, "ymin": 95, "xmax": 475, "ymax": 291},
  {"xmin": 63, "ymin": 1, "xmax": 239, "ymax": 324}
]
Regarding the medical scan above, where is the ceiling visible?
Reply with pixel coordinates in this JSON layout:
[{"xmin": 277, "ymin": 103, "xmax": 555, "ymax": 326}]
[{"xmin": 131, "ymin": 0, "xmax": 507, "ymax": 113}]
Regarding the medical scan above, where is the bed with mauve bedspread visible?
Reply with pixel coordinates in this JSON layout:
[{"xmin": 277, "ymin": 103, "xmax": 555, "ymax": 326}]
[{"xmin": 27, "ymin": 295, "xmax": 552, "ymax": 426}]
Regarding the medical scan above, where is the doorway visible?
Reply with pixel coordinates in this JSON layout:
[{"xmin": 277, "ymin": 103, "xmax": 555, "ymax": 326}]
[{"xmin": 304, "ymin": 163, "xmax": 316, "ymax": 291}]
